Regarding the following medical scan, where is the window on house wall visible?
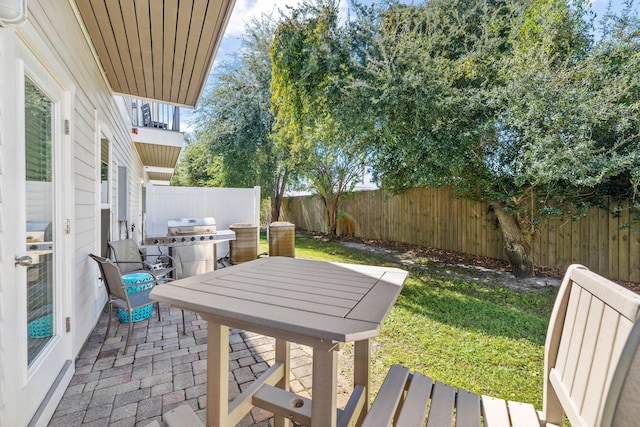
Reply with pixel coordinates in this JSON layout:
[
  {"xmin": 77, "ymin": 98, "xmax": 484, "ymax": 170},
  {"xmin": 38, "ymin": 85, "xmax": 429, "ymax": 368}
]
[
  {"xmin": 101, "ymin": 137, "xmax": 110, "ymax": 257},
  {"xmin": 101, "ymin": 138, "xmax": 109, "ymax": 205}
]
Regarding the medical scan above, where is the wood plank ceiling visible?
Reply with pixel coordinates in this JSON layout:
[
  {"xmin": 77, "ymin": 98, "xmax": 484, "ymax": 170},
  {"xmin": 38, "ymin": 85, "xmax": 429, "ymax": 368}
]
[
  {"xmin": 134, "ymin": 142, "xmax": 181, "ymax": 169},
  {"xmin": 75, "ymin": 0, "xmax": 235, "ymax": 108}
]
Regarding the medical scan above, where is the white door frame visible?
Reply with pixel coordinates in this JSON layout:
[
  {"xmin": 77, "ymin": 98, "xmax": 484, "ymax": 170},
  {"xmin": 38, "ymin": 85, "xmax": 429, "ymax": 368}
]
[{"xmin": 0, "ymin": 31, "xmax": 74, "ymax": 427}]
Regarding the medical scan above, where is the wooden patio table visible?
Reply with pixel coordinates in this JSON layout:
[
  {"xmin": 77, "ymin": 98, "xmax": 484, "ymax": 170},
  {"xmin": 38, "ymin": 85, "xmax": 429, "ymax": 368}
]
[{"xmin": 150, "ymin": 256, "xmax": 408, "ymax": 427}]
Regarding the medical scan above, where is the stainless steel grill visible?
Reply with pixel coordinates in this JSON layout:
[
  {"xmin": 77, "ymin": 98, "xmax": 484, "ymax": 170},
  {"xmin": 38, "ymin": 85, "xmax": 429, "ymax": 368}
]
[
  {"xmin": 168, "ymin": 217, "xmax": 216, "ymax": 235},
  {"xmin": 144, "ymin": 217, "xmax": 235, "ymax": 246}
]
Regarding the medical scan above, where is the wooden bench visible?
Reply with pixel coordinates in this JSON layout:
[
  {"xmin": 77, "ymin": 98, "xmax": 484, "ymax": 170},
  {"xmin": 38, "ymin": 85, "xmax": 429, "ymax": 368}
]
[{"xmin": 361, "ymin": 264, "xmax": 640, "ymax": 426}]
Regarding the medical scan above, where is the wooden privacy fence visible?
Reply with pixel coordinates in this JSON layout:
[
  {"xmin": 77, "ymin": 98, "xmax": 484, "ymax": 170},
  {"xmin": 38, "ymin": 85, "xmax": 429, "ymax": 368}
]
[{"xmin": 282, "ymin": 187, "xmax": 640, "ymax": 283}]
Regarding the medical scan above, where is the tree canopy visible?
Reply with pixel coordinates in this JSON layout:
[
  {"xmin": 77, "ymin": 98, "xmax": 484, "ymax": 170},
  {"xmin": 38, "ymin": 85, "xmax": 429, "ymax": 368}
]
[
  {"xmin": 343, "ymin": 0, "xmax": 639, "ymax": 276},
  {"xmin": 270, "ymin": 0, "xmax": 371, "ymax": 235},
  {"xmin": 177, "ymin": 0, "xmax": 639, "ymax": 277}
]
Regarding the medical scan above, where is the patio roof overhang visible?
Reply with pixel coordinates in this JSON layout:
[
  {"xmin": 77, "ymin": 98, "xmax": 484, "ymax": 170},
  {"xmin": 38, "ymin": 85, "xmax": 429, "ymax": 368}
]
[
  {"xmin": 131, "ymin": 125, "xmax": 183, "ymax": 183},
  {"xmin": 74, "ymin": 0, "xmax": 235, "ymax": 185},
  {"xmin": 75, "ymin": 0, "xmax": 235, "ymax": 109}
]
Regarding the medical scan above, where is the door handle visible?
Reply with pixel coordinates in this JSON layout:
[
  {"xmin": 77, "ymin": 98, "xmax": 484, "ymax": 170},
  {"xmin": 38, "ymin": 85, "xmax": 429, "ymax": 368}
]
[{"xmin": 15, "ymin": 255, "xmax": 33, "ymax": 267}]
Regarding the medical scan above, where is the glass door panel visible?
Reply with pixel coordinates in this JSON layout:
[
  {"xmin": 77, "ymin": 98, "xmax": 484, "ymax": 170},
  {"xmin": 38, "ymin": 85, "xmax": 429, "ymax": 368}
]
[{"xmin": 24, "ymin": 77, "xmax": 55, "ymax": 366}]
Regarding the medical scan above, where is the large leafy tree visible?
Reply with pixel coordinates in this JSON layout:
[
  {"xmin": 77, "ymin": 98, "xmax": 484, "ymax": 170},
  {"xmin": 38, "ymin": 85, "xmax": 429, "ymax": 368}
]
[
  {"xmin": 305, "ymin": 118, "xmax": 366, "ymax": 236},
  {"xmin": 178, "ymin": 0, "xmax": 637, "ymax": 277},
  {"xmin": 349, "ymin": 0, "xmax": 639, "ymax": 277},
  {"xmin": 271, "ymin": 0, "xmax": 370, "ymax": 236},
  {"xmin": 489, "ymin": 0, "xmax": 640, "ymax": 275}
]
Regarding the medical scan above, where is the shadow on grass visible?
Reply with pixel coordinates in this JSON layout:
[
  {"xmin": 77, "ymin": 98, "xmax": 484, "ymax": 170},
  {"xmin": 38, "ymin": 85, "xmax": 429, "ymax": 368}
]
[
  {"xmin": 293, "ymin": 234, "xmax": 558, "ymax": 346},
  {"xmin": 293, "ymin": 234, "xmax": 398, "ymax": 264},
  {"xmin": 396, "ymin": 275, "xmax": 557, "ymax": 346}
]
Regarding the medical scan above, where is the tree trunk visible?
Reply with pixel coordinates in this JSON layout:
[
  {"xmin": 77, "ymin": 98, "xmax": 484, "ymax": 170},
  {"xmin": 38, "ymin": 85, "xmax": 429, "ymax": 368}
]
[
  {"xmin": 271, "ymin": 196, "xmax": 281, "ymax": 223},
  {"xmin": 322, "ymin": 197, "xmax": 338, "ymax": 238},
  {"xmin": 271, "ymin": 172, "xmax": 289, "ymax": 222},
  {"xmin": 493, "ymin": 202, "xmax": 534, "ymax": 279}
]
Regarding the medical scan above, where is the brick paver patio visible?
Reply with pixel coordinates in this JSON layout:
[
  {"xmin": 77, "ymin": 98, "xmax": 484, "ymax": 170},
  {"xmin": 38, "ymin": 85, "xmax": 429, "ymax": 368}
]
[{"xmin": 49, "ymin": 302, "xmax": 352, "ymax": 427}]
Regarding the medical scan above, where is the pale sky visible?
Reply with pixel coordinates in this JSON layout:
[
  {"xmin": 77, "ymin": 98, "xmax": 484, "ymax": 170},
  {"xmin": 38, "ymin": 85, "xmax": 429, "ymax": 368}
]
[
  {"xmin": 224, "ymin": 0, "xmax": 306, "ymax": 37},
  {"xmin": 224, "ymin": 0, "xmax": 354, "ymax": 38},
  {"xmin": 211, "ymin": 0, "xmax": 350, "ymax": 70}
]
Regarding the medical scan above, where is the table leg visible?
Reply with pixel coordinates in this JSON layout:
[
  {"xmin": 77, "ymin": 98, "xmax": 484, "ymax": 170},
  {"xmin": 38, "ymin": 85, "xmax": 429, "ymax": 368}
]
[
  {"xmin": 206, "ymin": 320, "xmax": 229, "ymax": 427},
  {"xmin": 274, "ymin": 338, "xmax": 291, "ymax": 427},
  {"xmin": 354, "ymin": 339, "xmax": 371, "ymax": 425},
  {"xmin": 312, "ymin": 345, "xmax": 338, "ymax": 427}
]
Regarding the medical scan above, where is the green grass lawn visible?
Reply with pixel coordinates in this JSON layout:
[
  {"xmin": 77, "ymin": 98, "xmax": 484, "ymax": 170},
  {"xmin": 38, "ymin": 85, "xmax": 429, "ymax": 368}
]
[{"xmin": 263, "ymin": 232, "xmax": 559, "ymax": 409}]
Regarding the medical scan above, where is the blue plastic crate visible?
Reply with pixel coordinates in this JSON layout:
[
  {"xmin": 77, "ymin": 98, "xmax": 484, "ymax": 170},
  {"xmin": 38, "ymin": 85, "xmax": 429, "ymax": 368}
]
[{"xmin": 117, "ymin": 272, "xmax": 154, "ymax": 323}]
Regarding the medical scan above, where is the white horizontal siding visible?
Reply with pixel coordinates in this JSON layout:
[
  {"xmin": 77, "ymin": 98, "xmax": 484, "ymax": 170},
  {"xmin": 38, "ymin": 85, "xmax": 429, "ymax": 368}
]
[
  {"xmin": 0, "ymin": 1, "xmax": 154, "ymax": 423},
  {"xmin": 21, "ymin": 1, "xmax": 145, "ymax": 356}
]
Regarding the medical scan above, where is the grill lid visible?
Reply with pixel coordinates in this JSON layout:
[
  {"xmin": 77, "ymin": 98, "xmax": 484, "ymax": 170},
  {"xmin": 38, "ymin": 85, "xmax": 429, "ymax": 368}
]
[{"xmin": 167, "ymin": 217, "xmax": 216, "ymax": 235}]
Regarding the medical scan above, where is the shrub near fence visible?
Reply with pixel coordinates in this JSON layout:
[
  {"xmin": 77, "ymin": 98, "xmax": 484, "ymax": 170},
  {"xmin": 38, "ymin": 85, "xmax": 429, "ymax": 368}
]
[{"xmin": 282, "ymin": 187, "xmax": 640, "ymax": 283}]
